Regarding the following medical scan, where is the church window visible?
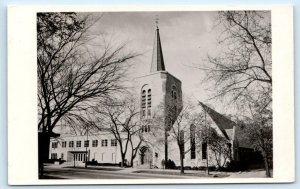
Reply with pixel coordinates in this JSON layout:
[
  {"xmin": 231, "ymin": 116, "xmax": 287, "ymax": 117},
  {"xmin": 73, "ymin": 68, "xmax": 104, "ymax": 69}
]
[
  {"xmin": 202, "ymin": 142, "xmax": 207, "ymax": 160},
  {"xmin": 190, "ymin": 124, "xmax": 196, "ymax": 159},
  {"xmin": 147, "ymin": 89, "xmax": 152, "ymax": 108},
  {"xmin": 147, "ymin": 109, "xmax": 151, "ymax": 116},
  {"xmin": 227, "ymin": 143, "xmax": 232, "ymax": 159},
  {"xmin": 179, "ymin": 130, "xmax": 185, "ymax": 159},
  {"xmin": 141, "ymin": 90, "xmax": 146, "ymax": 109}
]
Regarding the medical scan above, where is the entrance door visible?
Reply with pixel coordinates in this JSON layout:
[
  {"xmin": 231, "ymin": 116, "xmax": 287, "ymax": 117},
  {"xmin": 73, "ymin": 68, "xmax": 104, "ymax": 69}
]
[
  {"xmin": 73, "ymin": 152, "xmax": 87, "ymax": 162},
  {"xmin": 140, "ymin": 146, "xmax": 153, "ymax": 167}
]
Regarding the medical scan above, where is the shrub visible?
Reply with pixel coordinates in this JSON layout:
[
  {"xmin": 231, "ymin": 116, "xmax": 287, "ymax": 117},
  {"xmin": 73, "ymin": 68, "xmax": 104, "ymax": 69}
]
[
  {"xmin": 165, "ymin": 159, "xmax": 176, "ymax": 169},
  {"xmin": 225, "ymin": 160, "xmax": 248, "ymax": 172}
]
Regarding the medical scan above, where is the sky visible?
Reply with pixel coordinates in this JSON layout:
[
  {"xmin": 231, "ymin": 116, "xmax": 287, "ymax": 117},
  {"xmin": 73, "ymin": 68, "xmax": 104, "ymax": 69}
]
[{"xmin": 84, "ymin": 11, "xmax": 230, "ymax": 113}]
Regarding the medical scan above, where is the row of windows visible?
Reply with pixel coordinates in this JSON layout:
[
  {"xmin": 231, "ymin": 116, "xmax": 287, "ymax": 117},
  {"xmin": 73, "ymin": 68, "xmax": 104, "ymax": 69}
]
[{"xmin": 51, "ymin": 139, "xmax": 117, "ymax": 148}]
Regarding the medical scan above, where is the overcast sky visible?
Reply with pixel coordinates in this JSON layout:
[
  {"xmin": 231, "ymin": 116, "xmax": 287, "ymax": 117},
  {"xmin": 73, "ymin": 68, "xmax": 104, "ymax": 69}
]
[{"xmin": 87, "ymin": 11, "xmax": 228, "ymax": 113}]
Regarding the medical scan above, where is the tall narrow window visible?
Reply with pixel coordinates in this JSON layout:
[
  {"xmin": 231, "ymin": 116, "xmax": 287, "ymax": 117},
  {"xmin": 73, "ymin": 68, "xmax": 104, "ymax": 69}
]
[
  {"xmin": 141, "ymin": 90, "xmax": 146, "ymax": 108},
  {"xmin": 202, "ymin": 142, "xmax": 207, "ymax": 160},
  {"xmin": 147, "ymin": 89, "xmax": 152, "ymax": 109},
  {"xmin": 179, "ymin": 130, "xmax": 185, "ymax": 159},
  {"xmin": 190, "ymin": 124, "xmax": 196, "ymax": 159}
]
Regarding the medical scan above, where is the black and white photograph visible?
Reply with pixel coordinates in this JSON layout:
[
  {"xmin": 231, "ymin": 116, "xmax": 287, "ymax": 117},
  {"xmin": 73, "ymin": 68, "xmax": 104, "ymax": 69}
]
[
  {"xmin": 37, "ymin": 11, "xmax": 273, "ymax": 180},
  {"xmin": 7, "ymin": 5, "xmax": 294, "ymax": 185}
]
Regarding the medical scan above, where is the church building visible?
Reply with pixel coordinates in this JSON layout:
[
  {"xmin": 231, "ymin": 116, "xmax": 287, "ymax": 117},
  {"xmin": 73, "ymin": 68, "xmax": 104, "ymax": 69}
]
[{"xmin": 48, "ymin": 25, "xmax": 249, "ymax": 169}]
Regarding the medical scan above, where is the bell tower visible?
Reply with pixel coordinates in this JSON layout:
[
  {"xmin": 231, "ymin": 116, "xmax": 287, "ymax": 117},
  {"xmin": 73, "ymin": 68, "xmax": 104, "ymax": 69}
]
[{"xmin": 135, "ymin": 22, "xmax": 182, "ymax": 167}]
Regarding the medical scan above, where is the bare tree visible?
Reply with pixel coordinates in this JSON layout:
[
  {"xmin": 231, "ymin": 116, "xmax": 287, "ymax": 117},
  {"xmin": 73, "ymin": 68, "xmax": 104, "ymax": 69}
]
[
  {"xmin": 202, "ymin": 11, "xmax": 272, "ymax": 107},
  {"xmin": 93, "ymin": 96, "xmax": 143, "ymax": 167},
  {"xmin": 195, "ymin": 11, "xmax": 272, "ymax": 176},
  {"xmin": 37, "ymin": 12, "xmax": 136, "ymax": 176},
  {"xmin": 196, "ymin": 122, "xmax": 231, "ymax": 170},
  {"xmin": 236, "ymin": 95, "xmax": 273, "ymax": 177},
  {"xmin": 154, "ymin": 98, "xmax": 195, "ymax": 174}
]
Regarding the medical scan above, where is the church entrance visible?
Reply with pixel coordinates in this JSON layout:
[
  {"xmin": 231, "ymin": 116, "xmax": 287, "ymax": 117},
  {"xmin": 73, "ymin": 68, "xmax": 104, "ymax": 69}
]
[{"xmin": 139, "ymin": 146, "xmax": 153, "ymax": 168}]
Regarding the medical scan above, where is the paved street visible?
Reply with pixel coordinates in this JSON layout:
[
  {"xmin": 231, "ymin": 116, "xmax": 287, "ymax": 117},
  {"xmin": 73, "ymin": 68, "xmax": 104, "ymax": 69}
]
[{"xmin": 42, "ymin": 165, "xmax": 202, "ymax": 179}]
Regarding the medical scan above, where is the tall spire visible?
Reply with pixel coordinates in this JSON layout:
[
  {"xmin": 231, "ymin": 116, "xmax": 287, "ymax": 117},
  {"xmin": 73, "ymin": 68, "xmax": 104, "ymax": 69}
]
[{"xmin": 150, "ymin": 19, "xmax": 166, "ymax": 72}]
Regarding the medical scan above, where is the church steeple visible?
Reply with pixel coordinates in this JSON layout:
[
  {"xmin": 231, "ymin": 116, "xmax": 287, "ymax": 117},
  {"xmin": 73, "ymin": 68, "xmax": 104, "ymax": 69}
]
[{"xmin": 150, "ymin": 24, "xmax": 166, "ymax": 72}]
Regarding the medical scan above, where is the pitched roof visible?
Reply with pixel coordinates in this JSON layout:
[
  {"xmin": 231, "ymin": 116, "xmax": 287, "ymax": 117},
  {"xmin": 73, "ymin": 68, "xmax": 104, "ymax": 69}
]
[
  {"xmin": 199, "ymin": 102, "xmax": 236, "ymax": 140},
  {"xmin": 150, "ymin": 27, "xmax": 166, "ymax": 72}
]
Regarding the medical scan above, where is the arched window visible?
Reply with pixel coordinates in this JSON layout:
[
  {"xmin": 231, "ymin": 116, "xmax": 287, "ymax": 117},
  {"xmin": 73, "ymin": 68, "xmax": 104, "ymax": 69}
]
[{"xmin": 141, "ymin": 90, "xmax": 146, "ymax": 109}]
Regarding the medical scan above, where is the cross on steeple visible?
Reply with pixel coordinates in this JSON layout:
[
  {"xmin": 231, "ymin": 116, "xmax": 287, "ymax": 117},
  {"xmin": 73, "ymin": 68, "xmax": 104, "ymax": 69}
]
[{"xmin": 155, "ymin": 16, "xmax": 159, "ymax": 28}]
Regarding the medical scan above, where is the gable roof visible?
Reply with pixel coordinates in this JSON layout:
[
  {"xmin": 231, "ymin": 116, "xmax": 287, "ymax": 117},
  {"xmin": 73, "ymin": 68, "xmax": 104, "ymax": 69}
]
[{"xmin": 199, "ymin": 102, "xmax": 236, "ymax": 140}]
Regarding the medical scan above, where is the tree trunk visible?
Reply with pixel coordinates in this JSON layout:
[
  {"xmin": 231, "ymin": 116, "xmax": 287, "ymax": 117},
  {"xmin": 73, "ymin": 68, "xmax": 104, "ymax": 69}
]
[
  {"xmin": 130, "ymin": 158, "xmax": 134, "ymax": 168},
  {"xmin": 121, "ymin": 154, "xmax": 125, "ymax": 167},
  {"xmin": 38, "ymin": 132, "xmax": 51, "ymax": 178},
  {"xmin": 180, "ymin": 149, "xmax": 184, "ymax": 174},
  {"xmin": 130, "ymin": 151, "xmax": 135, "ymax": 168},
  {"xmin": 262, "ymin": 151, "xmax": 271, "ymax": 177}
]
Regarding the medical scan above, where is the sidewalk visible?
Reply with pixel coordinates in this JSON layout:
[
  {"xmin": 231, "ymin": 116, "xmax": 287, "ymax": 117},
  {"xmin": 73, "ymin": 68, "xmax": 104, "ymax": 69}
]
[{"xmin": 48, "ymin": 163, "xmax": 267, "ymax": 178}]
